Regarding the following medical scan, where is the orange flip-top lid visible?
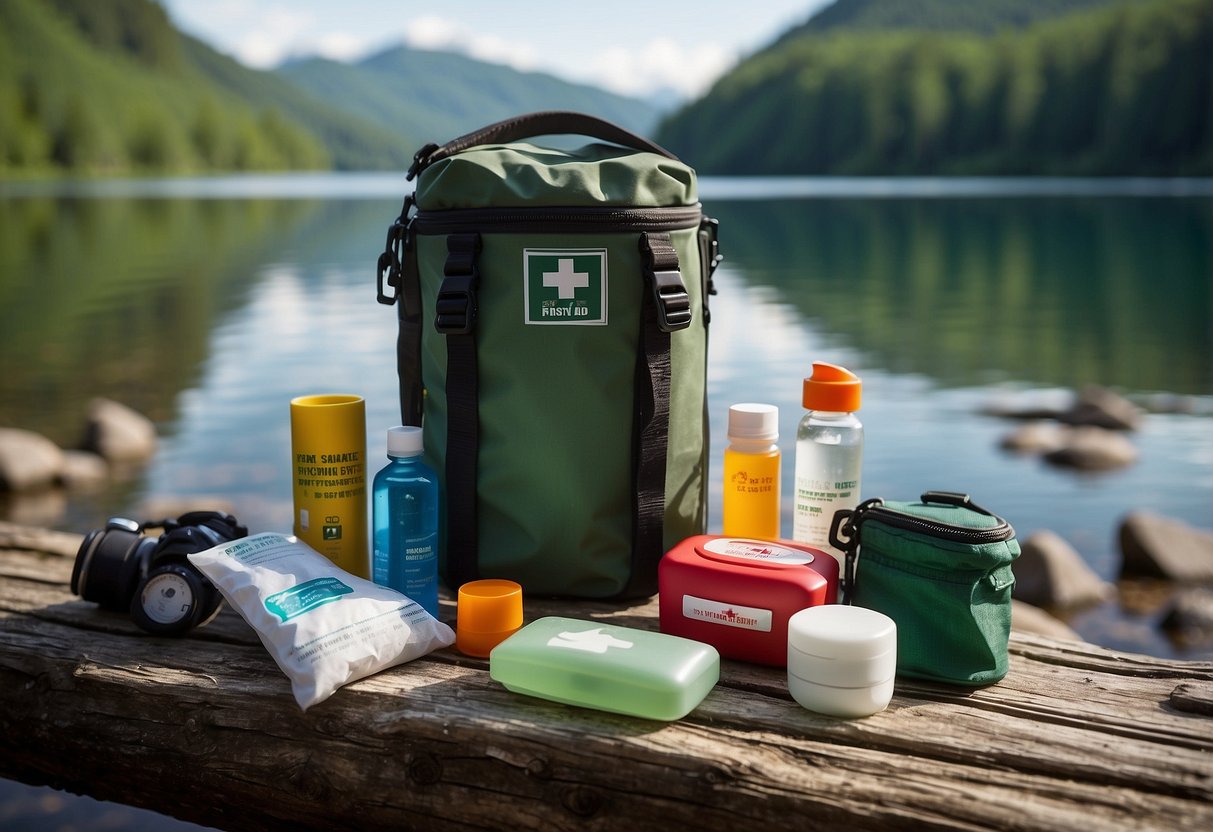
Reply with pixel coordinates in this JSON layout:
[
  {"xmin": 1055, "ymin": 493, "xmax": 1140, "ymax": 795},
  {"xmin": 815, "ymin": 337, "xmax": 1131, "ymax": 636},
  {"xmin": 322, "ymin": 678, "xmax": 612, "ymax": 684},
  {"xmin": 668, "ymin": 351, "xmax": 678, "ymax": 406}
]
[{"xmin": 802, "ymin": 362, "xmax": 861, "ymax": 412}]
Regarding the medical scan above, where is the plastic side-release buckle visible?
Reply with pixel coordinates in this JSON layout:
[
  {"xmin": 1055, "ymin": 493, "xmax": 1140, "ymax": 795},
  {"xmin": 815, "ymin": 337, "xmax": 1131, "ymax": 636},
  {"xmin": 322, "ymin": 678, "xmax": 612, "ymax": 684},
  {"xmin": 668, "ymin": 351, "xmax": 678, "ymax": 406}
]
[
  {"xmin": 650, "ymin": 269, "xmax": 692, "ymax": 333},
  {"xmin": 435, "ymin": 232, "xmax": 481, "ymax": 335},
  {"xmin": 639, "ymin": 232, "xmax": 691, "ymax": 333},
  {"xmin": 435, "ymin": 275, "xmax": 477, "ymax": 334}
]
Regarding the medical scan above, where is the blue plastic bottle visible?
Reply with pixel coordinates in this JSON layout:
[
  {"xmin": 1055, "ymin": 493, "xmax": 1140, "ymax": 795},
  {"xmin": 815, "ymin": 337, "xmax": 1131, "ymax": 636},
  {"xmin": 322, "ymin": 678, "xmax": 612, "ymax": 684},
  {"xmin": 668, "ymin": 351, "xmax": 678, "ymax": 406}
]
[{"xmin": 372, "ymin": 426, "xmax": 440, "ymax": 618}]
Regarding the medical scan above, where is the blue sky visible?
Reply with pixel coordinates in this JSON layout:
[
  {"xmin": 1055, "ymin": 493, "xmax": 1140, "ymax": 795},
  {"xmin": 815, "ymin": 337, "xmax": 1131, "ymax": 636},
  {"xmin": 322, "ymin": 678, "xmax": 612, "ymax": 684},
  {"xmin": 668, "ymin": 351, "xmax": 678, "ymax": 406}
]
[{"xmin": 160, "ymin": 0, "xmax": 834, "ymax": 99}]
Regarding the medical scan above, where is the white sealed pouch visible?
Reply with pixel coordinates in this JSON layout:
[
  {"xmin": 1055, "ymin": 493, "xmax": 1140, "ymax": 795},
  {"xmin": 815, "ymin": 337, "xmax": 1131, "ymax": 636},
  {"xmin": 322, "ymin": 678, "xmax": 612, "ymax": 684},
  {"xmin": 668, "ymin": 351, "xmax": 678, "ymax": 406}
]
[{"xmin": 188, "ymin": 532, "xmax": 455, "ymax": 709}]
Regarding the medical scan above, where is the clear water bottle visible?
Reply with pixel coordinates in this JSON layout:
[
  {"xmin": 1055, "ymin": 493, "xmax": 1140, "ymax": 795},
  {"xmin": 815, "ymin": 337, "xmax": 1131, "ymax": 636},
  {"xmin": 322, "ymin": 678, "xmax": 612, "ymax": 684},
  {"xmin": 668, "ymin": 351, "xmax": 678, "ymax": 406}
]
[
  {"xmin": 372, "ymin": 426, "xmax": 440, "ymax": 618},
  {"xmin": 792, "ymin": 363, "xmax": 863, "ymax": 569}
]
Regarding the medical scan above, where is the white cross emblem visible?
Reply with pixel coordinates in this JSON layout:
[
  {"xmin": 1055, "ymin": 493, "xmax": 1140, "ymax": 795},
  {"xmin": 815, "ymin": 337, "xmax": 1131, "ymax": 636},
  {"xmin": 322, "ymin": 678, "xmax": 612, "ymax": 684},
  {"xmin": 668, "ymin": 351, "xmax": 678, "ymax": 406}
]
[{"xmin": 542, "ymin": 258, "xmax": 590, "ymax": 299}]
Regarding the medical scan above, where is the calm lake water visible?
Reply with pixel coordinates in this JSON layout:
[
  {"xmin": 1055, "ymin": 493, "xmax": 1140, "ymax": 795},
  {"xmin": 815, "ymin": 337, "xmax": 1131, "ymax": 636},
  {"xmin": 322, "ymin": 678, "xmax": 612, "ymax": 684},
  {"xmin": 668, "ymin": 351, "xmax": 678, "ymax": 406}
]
[
  {"xmin": 1, "ymin": 174, "xmax": 1210, "ymax": 658},
  {"xmin": 0, "ymin": 172, "xmax": 1210, "ymax": 827}
]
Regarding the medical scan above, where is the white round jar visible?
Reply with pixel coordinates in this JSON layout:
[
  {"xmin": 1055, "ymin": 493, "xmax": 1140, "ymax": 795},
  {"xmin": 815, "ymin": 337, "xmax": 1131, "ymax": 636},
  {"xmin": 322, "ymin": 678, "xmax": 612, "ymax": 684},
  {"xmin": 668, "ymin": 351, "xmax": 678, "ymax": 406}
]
[{"xmin": 787, "ymin": 605, "xmax": 897, "ymax": 718}]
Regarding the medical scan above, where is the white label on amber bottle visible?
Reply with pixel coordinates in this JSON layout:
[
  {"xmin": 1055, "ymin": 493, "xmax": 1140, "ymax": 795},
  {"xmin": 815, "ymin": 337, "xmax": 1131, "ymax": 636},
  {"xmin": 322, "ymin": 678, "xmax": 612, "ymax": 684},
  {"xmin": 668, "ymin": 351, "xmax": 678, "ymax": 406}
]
[{"xmin": 682, "ymin": 594, "xmax": 773, "ymax": 632}]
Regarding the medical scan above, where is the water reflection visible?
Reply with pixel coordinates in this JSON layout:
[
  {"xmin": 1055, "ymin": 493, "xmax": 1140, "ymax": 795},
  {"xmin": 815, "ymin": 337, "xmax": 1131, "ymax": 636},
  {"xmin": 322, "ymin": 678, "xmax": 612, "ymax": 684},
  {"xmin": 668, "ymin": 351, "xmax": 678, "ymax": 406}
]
[
  {"xmin": 702, "ymin": 196, "xmax": 1212, "ymax": 394},
  {"xmin": 0, "ymin": 178, "xmax": 1210, "ymax": 663},
  {"xmin": 0, "ymin": 196, "xmax": 322, "ymax": 444}
]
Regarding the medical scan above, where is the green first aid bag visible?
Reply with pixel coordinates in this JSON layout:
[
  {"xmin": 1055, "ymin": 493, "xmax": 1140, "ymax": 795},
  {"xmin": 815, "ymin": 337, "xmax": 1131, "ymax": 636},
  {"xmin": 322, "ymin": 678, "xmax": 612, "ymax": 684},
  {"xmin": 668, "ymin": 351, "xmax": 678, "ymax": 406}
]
[
  {"xmin": 376, "ymin": 112, "xmax": 720, "ymax": 599},
  {"xmin": 829, "ymin": 492, "xmax": 1020, "ymax": 686}
]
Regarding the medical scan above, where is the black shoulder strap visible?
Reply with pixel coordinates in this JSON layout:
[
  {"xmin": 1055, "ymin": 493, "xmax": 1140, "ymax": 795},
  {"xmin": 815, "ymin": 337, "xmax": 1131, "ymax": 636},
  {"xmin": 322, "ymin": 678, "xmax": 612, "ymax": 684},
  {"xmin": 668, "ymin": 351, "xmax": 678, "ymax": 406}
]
[
  {"xmin": 397, "ymin": 232, "xmax": 423, "ymax": 427},
  {"xmin": 621, "ymin": 232, "xmax": 691, "ymax": 598},
  {"xmin": 438, "ymin": 233, "xmax": 482, "ymax": 589}
]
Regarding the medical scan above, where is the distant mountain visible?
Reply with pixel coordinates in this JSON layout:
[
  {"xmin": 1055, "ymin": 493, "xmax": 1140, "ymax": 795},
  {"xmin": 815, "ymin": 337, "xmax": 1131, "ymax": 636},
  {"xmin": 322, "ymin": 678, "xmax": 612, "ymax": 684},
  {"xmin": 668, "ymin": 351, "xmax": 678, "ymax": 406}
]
[
  {"xmin": 778, "ymin": 0, "xmax": 1157, "ymax": 37},
  {"xmin": 178, "ymin": 36, "xmax": 407, "ymax": 171},
  {"xmin": 0, "ymin": 0, "xmax": 660, "ymax": 176},
  {"xmin": 277, "ymin": 45, "xmax": 661, "ymax": 151},
  {"xmin": 0, "ymin": 0, "xmax": 405, "ymax": 174},
  {"xmin": 657, "ymin": 0, "xmax": 1211, "ymax": 176}
]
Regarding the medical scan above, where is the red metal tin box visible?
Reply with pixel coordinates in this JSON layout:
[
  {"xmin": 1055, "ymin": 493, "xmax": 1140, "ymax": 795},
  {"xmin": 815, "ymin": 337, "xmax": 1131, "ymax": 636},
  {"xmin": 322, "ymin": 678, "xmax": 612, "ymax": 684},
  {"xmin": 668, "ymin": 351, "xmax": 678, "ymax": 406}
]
[{"xmin": 658, "ymin": 535, "xmax": 839, "ymax": 666}]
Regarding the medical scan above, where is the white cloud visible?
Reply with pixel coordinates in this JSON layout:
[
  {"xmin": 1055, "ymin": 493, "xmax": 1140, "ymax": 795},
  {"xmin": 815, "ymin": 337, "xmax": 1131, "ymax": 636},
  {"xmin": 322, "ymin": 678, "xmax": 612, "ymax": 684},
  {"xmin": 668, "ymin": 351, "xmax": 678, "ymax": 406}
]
[
  {"xmin": 231, "ymin": 6, "xmax": 316, "ymax": 67},
  {"xmin": 466, "ymin": 33, "xmax": 539, "ymax": 72},
  {"xmin": 404, "ymin": 15, "xmax": 538, "ymax": 72},
  {"xmin": 402, "ymin": 16, "xmax": 732, "ymax": 99},
  {"xmin": 405, "ymin": 15, "xmax": 461, "ymax": 50},
  {"xmin": 582, "ymin": 38, "xmax": 735, "ymax": 98},
  {"xmin": 313, "ymin": 32, "xmax": 370, "ymax": 63},
  {"xmin": 166, "ymin": 3, "xmax": 740, "ymax": 98}
]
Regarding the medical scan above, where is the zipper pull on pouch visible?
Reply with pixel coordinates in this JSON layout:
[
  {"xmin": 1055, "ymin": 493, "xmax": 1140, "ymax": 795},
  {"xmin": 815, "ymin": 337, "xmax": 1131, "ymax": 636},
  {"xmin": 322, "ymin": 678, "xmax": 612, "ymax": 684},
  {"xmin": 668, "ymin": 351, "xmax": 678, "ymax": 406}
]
[{"xmin": 919, "ymin": 490, "xmax": 999, "ymax": 519}]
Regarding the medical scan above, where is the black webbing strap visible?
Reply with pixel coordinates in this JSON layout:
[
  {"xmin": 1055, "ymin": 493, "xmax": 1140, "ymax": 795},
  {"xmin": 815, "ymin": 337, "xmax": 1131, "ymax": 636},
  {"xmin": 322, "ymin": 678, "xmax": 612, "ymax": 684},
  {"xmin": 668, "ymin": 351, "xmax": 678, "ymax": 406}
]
[
  {"xmin": 378, "ymin": 195, "xmax": 424, "ymax": 427},
  {"xmin": 397, "ymin": 237, "xmax": 423, "ymax": 427},
  {"xmin": 438, "ymin": 233, "xmax": 482, "ymax": 589},
  {"xmin": 622, "ymin": 232, "xmax": 688, "ymax": 598}
]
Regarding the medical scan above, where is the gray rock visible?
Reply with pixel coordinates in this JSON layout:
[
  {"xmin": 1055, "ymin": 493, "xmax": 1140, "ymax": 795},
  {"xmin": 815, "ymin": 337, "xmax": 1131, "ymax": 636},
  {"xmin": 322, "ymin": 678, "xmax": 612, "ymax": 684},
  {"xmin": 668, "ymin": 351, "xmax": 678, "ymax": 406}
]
[
  {"xmin": 82, "ymin": 398, "xmax": 157, "ymax": 463},
  {"xmin": 1120, "ymin": 511, "xmax": 1213, "ymax": 581},
  {"xmin": 1059, "ymin": 385, "xmax": 1143, "ymax": 431},
  {"xmin": 1014, "ymin": 530, "xmax": 1113, "ymax": 609},
  {"xmin": 1161, "ymin": 588, "xmax": 1213, "ymax": 646},
  {"xmin": 1011, "ymin": 600, "xmax": 1084, "ymax": 642},
  {"xmin": 0, "ymin": 428, "xmax": 65, "ymax": 492},
  {"xmin": 981, "ymin": 390, "xmax": 1071, "ymax": 421},
  {"xmin": 0, "ymin": 489, "xmax": 68, "ymax": 527},
  {"xmin": 1138, "ymin": 393, "xmax": 1201, "ymax": 415},
  {"xmin": 1043, "ymin": 426, "xmax": 1138, "ymax": 470},
  {"xmin": 59, "ymin": 450, "xmax": 110, "ymax": 489},
  {"xmin": 1000, "ymin": 422, "xmax": 1071, "ymax": 454}
]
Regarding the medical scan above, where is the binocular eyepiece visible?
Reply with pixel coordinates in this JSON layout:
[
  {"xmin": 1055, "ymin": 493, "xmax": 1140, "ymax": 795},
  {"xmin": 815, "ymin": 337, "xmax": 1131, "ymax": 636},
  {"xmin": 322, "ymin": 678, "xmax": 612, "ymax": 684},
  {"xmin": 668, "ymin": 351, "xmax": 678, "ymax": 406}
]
[{"xmin": 71, "ymin": 511, "xmax": 248, "ymax": 636}]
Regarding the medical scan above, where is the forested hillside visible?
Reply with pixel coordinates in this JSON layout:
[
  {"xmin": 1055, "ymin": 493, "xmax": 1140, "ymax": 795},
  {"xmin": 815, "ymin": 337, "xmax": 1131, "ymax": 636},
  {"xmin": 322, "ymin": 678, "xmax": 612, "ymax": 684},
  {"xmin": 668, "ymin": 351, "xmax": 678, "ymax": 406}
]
[
  {"xmin": 0, "ymin": 0, "xmax": 361, "ymax": 174},
  {"xmin": 780, "ymin": 0, "xmax": 1157, "ymax": 37},
  {"xmin": 280, "ymin": 46, "xmax": 659, "ymax": 146},
  {"xmin": 0, "ymin": 0, "xmax": 656, "ymax": 177},
  {"xmin": 657, "ymin": 0, "xmax": 1211, "ymax": 175}
]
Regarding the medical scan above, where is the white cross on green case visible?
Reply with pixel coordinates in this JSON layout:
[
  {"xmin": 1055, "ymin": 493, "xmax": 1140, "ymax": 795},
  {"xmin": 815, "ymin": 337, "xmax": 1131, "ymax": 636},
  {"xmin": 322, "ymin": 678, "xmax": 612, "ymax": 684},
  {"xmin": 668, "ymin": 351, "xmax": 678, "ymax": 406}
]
[{"xmin": 489, "ymin": 616, "xmax": 719, "ymax": 720}]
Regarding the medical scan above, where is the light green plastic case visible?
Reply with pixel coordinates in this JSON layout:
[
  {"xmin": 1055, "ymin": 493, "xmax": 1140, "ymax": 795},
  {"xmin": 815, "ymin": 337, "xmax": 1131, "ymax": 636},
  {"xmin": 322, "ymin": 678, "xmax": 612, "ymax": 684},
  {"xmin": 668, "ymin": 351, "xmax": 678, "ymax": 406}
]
[{"xmin": 488, "ymin": 616, "xmax": 720, "ymax": 720}]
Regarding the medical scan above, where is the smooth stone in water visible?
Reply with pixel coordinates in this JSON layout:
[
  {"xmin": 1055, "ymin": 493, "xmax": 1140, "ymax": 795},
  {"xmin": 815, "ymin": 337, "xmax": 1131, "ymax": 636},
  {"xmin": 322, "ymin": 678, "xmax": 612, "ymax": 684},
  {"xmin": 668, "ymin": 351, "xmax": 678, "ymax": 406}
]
[
  {"xmin": 1119, "ymin": 511, "xmax": 1213, "ymax": 581},
  {"xmin": 0, "ymin": 428, "xmax": 65, "ymax": 492},
  {"xmin": 1043, "ymin": 426, "xmax": 1138, "ymax": 470},
  {"xmin": 82, "ymin": 398, "xmax": 157, "ymax": 463},
  {"xmin": 1014, "ymin": 530, "xmax": 1113, "ymax": 609}
]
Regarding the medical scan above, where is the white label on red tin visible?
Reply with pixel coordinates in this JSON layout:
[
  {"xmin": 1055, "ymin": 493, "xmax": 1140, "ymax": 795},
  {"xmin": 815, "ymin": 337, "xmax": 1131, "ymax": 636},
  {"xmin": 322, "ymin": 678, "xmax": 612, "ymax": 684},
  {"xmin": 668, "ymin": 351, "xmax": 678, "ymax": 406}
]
[
  {"xmin": 701, "ymin": 537, "xmax": 815, "ymax": 565},
  {"xmin": 682, "ymin": 594, "xmax": 773, "ymax": 632}
]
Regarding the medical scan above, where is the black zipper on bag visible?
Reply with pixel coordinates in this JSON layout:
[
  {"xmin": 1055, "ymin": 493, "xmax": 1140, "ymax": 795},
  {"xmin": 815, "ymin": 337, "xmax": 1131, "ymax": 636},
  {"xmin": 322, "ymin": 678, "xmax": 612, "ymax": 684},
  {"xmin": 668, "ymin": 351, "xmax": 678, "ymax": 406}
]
[
  {"xmin": 849, "ymin": 492, "xmax": 1015, "ymax": 545},
  {"xmin": 411, "ymin": 204, "xmax": 704, "ymax": 235}
]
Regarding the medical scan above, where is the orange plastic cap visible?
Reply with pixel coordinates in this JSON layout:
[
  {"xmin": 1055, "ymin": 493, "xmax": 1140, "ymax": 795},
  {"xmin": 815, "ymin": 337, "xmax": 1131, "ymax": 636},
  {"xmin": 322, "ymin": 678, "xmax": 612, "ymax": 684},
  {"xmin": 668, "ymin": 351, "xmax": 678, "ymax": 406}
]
[
  {"xmin": 456, "ymin": 579, "xmax": 523, "ymax": 657},
  {"xmin": 802, "ymin": 362, "xmax": 862, "ymax": 412}
]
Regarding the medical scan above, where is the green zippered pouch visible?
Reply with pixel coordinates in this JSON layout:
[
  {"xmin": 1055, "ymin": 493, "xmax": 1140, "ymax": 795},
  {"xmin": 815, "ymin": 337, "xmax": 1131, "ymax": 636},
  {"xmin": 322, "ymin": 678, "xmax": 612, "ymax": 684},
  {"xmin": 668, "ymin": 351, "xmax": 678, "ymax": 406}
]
[{"xmin": 830, "ymin": 491, "xmax": 1020, "ymax": 686}]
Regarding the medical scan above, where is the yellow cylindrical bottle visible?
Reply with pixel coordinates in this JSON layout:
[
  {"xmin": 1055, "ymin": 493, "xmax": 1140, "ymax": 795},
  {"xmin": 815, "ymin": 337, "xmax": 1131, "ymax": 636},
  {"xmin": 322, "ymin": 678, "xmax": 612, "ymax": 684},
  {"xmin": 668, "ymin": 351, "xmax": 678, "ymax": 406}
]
[
  {"xmin": 289, "ymin": 394, "xmax": 369, "ymax": 578},
  {"xmin": 722, "ymin": 403, "xmax": 781, "ymax": 540}
]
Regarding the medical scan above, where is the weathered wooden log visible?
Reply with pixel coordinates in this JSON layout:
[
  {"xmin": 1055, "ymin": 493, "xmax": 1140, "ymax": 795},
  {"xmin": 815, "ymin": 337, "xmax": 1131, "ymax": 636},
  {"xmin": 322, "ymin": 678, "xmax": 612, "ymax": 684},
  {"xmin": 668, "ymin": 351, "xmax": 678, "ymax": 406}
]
[{"xmin": 1, "ymin": 522, "xmax": 1211, "ymax": 831}]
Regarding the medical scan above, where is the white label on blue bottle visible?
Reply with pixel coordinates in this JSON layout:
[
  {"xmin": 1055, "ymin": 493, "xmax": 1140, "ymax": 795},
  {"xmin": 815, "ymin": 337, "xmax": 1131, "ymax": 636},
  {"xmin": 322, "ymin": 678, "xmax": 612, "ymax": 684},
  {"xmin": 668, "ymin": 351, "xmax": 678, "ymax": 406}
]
[{"xmin": 682, "ymin": 594, "xmax": 773, "ymax": 632}]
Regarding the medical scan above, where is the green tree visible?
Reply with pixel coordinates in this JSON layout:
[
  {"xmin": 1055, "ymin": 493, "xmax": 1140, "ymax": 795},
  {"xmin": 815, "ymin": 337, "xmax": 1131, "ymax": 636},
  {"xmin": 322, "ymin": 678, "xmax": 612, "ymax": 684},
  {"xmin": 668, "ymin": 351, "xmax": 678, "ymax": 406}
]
[
  {"xmin": 658, "ymin": 0, "xmax": 1212, "ymax": 176},
  {"xmin": 126, "ymin": 105, "xmax": 189, "ymax": 170}
]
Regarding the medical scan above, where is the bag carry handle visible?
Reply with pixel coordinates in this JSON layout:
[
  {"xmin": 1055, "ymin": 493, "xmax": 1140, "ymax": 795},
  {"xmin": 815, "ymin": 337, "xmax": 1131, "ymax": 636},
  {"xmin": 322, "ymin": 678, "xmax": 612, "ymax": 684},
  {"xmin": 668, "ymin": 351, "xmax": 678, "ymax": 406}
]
[{"xmin": 407, "ymin": 110, "xmax": 680, "ymax": 180}]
